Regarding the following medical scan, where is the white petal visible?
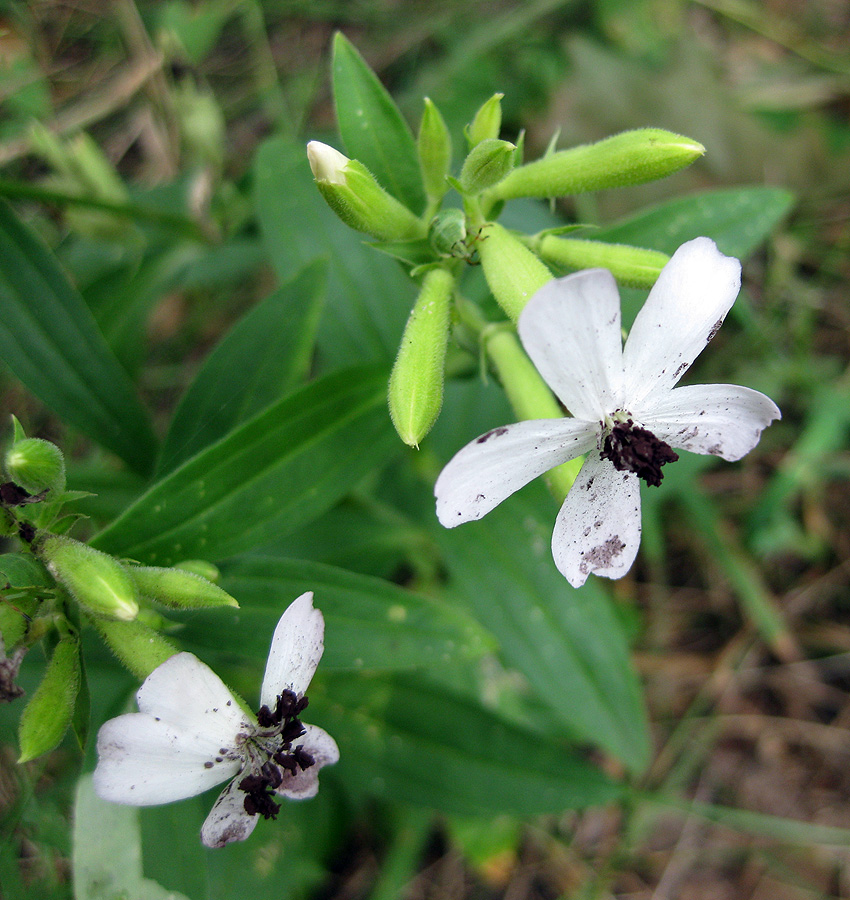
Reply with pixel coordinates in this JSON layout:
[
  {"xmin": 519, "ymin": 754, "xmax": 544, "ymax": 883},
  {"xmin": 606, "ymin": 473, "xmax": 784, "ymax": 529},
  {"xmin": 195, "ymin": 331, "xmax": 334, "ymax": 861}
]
[
  {"xmin": 277, "ymin": 724, "xmax": 339, "ymax": 800},
  {"xmin": 435, "ymin": 418, "xmax": 598, "ymax": 527},
  {"xmin": 261, "ymin": 592, "xmax": 324, "ymax": 708},
  {"xmin": 551, "ymin": 452, "xmax": 642, "ymax": 588},
  {"xmin": 637, "ymin": 383, "xmax": 781, "ymax": 461},
  {"xmin": 201, "ymin": 777, "xmax": 260, "ymax": 848},
  {"xmin": 94, "ymin": 713, "xmax": 241, "ymax": 806},
  {"xmin": 136, "ymin": 652, "xmax": 249, "ymax": 741},
  {"xmin": 622, "ymin": 237, "xmax": 741, "ymax": 405},
  {"xmin": 519, "ymin": 270, "xmax": 625, "ymax": 420}
]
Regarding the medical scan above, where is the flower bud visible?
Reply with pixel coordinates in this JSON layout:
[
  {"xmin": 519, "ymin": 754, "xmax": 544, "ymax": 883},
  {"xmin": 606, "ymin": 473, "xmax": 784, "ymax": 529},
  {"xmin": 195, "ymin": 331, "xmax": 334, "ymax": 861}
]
[
  {"xmin": 429, "ymin": 208, "xmax": 467, "ymax": 258},
  {"xmin": 307, "ymin": 141, "xmax": 424, "ymax": 241},
  {"xmin": 18, "ymin": 635, "xmax": 80, "ymax": 762},
  {"xmin": 467, "ymin": 93, "xmax": 504, "ymax": 147},
  {"xmin": 5, "ymin": 437, "xmax": 66, "ymax": 496},
  {"xmin": 477, "ymin": 222, "xmax": 552, "ymax": 321},
  {"xmin": 125, "ymin": 564, "xmax": 239, "ymax": 609},
  {"xmin": 90, "ymin": 616, "xmax": 178, "ymax": 681},
  {"xmin": 459, "ymin": 139, "xmax": 515, "ymax": 195},
  {"xmin": 42, "ymin": 536, "xmax": 139, "ymax": 621},
  {"xmin": 491, "ymin": 129, "xmax": 705, "ymax": 201},
  {"xmin": 537, "ymin": 236, "xmax": 670, "ymax": 288},
  {"xmin": 389, "ymin": 268, "xmax": 454, "ymax": 447},
  {"xmin": 418, "ymin": 98, "xmax": 452, "ymax": 203}
]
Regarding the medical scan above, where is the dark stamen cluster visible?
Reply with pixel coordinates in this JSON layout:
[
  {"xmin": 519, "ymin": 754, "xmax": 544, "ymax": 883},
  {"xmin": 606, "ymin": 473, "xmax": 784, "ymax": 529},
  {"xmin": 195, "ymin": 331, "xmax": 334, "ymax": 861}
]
[
  {"xmin": 601, "ymin": 419, "xmax": 679, "ymax": 487},
  {"xmin": 240, "ymin": 689, "xmax": 315, "ymax": 820}
]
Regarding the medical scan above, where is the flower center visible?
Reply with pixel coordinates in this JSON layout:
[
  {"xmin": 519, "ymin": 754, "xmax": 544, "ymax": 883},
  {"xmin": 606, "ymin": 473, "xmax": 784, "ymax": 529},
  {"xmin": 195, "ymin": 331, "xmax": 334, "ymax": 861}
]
[
  {"xmin": 600, "ymin": 418, "xmax": 679, "ymax": 487},
  {"xmin": 239, "ymin": 689, "xmax": 315, "ymax": 820}
]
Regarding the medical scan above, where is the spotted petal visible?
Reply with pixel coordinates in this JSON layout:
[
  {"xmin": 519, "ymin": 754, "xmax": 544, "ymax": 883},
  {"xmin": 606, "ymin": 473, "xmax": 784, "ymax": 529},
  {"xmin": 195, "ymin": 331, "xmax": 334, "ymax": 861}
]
[
  {"xmin": 277, "ymin": 724, "xmax": 340, "ymax": 800},
  {"xmin": 519, "ymin": 269, "xmax": 625, "ymax": 420},
  {"xmin": 623, "ymin": 237, "xmax": 741, "ymax": 405},
  {"xmin": 552, "ymin": 451, "xmax": 642, "ymax": 588},
  {"xmin": 637, "ymin": 383, "xmax": 781, "ymax": 461},
  {"xmin": 261, "ymin": 592, "xmax": 324, "ymax": 707},
  {"xmin": 94, "ymin": 713, "xmax": 241, "ymax": 806},
  {"xmin": 136, "ymin": 652, "xmax": 248, "ymax": 737},
  {"xmin": 435, "ymin": 418, "xmax": 598, "ymax": 527},
  {"xmin": 201, "ymin": 775, "xmax": 260, "ymax": 848}
]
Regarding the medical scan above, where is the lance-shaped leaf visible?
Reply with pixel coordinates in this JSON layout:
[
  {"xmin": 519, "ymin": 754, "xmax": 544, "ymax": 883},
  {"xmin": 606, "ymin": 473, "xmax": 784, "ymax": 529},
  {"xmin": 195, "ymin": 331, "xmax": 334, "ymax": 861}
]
[
  {"xmin": 437, "ymin": 486, "xmax": 651, "ymax": 773},
  {"xmin": 92, "ymin": 366, "xmax": 398, "ymax": 565},
  {"xmin": 0, "ymin": 199, "xmax": 157, "ymax": 474},
  {"xmin": 157, "ymin": 260, "xmax": 327, "ymax": 475},
  {"xmin": 314, "ymin": 674, "xmax": 624, "ymax": 816},
  {"xmin": 170, "ymin": 555, "xmax": 495, "ymax": 671}
]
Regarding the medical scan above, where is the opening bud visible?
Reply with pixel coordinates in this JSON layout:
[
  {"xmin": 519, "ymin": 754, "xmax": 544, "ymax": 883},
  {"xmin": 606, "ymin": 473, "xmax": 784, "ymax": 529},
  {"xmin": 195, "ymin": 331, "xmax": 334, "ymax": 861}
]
[
  {"xmin": 307, "ymin": 141, "xmax": 424, "ymax": 241},
  {"xmin": 491, "ymin": 129, "xmax": 705, "ymax": 201},
  {"xmin": 41, "ymin": 536, "xmax": 139, "ymax": 621},
  {"xmin": 389, "ymin": 267, "xmax": 455, "ymax": 447}
]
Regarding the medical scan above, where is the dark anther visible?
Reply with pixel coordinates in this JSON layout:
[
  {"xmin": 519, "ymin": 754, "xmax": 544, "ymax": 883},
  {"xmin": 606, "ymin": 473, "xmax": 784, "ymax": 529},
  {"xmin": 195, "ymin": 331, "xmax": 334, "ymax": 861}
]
[
  {"xmin": 256, "ymin": 705, "xmax": 275, "ymax": 727},
  {"xmin": 243, "ymin": 790, "xmax": 280, "ymax": 820},
  {"xmin": 239, "ymin": 771, "xmax": 282, "ymax": 820},
  {"xmin": 601, "ymin": 420, "xmax": 679, "ymax": 487},
  {"xmin": 274, "ymin": 689, "xmax": 299, "ymax": 721},
  {"xmin": 280, "ymin": 717, "xmax": 306, "ymax": 743},
  {"xmin": 291, "ymin": 747, "xmax": 315, "ymax": 770},
  {"xmin": 273, "ymin": 751, "xmax": 299, "ymax": 776},
  {"xmin": 260, "ymin": 760, "xmax": 283, "ymax": 789}
]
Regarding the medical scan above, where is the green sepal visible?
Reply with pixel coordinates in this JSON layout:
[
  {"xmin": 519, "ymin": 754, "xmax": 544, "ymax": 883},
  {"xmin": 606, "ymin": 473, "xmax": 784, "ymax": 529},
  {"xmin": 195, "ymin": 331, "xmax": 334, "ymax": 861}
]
[
  {"xmin": 491, "ymin": 128, "xmax": 705, "ymax": 200},
  {"xmin": 18, "ymin": 635, "xmax": 81, "ymax": 762},
  {"xmin": 125, "ymin": 564, "xmax": 239, "ymax": 610},
  {"xmin": 5, "ymin": 437, "xmax": 66, "ymax": 496},
  {"xmin": 478, "ymin": 222, "xmax": 552, "ymax": 321},
  {"xmin": 537, "ymin": 236, "xmax": 670, "ymax": 288},
  {"xmin": 459, "ymin": 139, "xmax": 515, "ymax": 195},
  {"xmin": 89, "ymin": 615, "xmax": 178, "ymax": 681},
  {"xmin": 466, "ymin": 93, "xmax": 504, "ymax": 147},
  {"xmin": 418, "ymin": 98, "xmax": 452, "ymax": 203}
]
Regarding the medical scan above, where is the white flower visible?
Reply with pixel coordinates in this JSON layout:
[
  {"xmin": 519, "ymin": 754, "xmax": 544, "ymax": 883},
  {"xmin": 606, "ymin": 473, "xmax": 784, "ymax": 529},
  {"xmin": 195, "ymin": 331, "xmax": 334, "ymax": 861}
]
[
  {"xmin": 93, "ymin": 592, "xmax": 339, "ymax": 848},
  {"xmin": 435, "ymin": 237, "xmax": 780, "ymax": 588}
]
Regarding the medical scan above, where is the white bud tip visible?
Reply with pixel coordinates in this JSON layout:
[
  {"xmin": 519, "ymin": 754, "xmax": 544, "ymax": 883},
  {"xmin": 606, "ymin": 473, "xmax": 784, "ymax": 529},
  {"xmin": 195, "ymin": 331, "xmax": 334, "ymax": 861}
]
[{"xmin": 306, "ymin": 141, "xmax": 350, "ymax": 184}]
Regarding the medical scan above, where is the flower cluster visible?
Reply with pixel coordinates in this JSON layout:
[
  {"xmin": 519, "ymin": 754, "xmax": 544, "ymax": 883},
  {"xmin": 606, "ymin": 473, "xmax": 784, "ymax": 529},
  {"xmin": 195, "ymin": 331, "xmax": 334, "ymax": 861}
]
[
  {"xmin": 435, "ymin": 237, "xmax": 780, "ymax": 587},
  {"xmin": 93, "ymin": 592, "xmax": 338, "ymax": 848}
]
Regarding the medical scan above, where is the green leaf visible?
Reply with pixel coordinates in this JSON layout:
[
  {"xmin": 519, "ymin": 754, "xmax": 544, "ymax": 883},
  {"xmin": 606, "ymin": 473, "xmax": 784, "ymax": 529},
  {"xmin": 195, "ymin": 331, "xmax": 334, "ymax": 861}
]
[
  {"xmin": 91, "ymin": 365, "xmax": 398, "ymax": 565},
  {"xmin": 0, "ymin": 200, "xmax": 157, "ymax": 474},
  {"xmin": 172, "ymin": 555, "xmax": 494, "ymax": 671},
  {"xmin": 73, "ymin": 774, "xmax": 193, "ymax": 900},
  {"xmin": 437, "ymin": 485, "xmax": 651, "ymax": 773},
  {"xmin": 157, "ymin": 260, "xmax": 327, "ymax": 475},
  {"xmin": 254, "ymin": 137, "xmax": 415, "ymax": 366},
  {"xmin": 316, "ymin": 674, "xmax": 624, "ymax": 816},
  {"xmin": 332, "ymin": 32, "xmax": 426, "ymax": 215},
  {"xmin": 593, "ymin": 185, "xmax": 794, "ymax": 258}
]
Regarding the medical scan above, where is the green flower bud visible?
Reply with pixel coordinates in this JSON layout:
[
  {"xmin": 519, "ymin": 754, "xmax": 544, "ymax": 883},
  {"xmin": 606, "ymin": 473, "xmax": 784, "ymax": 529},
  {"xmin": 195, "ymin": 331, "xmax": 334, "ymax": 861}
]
[
  {"xmin": 459, "ymin": 139, "xmax": 515, "ymax": 195},
  {"xmin": 173, "ymin": 558, "xmax": 221, "ymax": 582},
  {"xmin": 477, "ymin": 222, "xmax": 552, "ymax": 321},
  {"xmin": 429, "ymin": 208, "xmax": 467, "ymax": 258},
  {"xmin": 5, "ymin": 437, "xmax": 66, "ymax": 496},
  {"xmin": 389, "ymin": 268, "xmax": 454, "ymax": 447},
  {"xmin": 125, "ymin": 564, "xmax": 238, "ymax": 609},
  {"xmin": 467, "ymin": 93, "xmax": 504, "ymax": 147},
  {"xmin": 42, "ymin": 537, "xmax": 139, "ymax": 621},
  {"xmin": 18, "ymin": 636, "xmax": 81, "ymax": 762},
  {"xmin": 491, "ymin": 129, "xmax": 705, "ymax": 201},
  {"xmin": 307, "ymin": 141, "xmax": 424, "ymax": 241},
  {"xmin": 537, "ymin": 236, "xmax": 670, "ymax": 288},
  {"xmin": 90, "ymin": 616, "xmax": 178, "ymax": 681},
  {"xmin": 418, "ymin": 98, "xmax": 452, "ymax": 203}
]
